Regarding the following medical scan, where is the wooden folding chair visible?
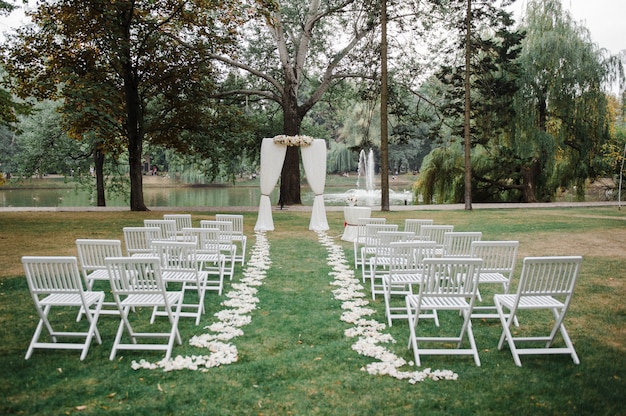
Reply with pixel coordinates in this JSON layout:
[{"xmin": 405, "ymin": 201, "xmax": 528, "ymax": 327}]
[
  {"xmin": 353, "ymin": 217, "xmax": 386, "ymax": 269},
  {"xmin": 75, "ymin": 238, "xmax": 124, "ymax": 318},
  {"xmin": 406, "ymin": 257, "xmax": 483, "ymax": 366},
  {"xmin": 106, "ymin": 256, "xmax": 183, "ymax": 361},
  {"xmin": 469, "ymin": 240, "xmax": 519, "ymax": 322},
  {"xmin": 382, "ymin": 240, "xmax": 438, "ymax": 326},
  {"xmin": 23, "ymin": 256, "xmax": 104, "ymax": 360},
  {"xmin": 216, "ymin": 214, "xmax": 248, "ymax": 265},
  {"xmin": 494, "ymin": 256, "xmax": 582, "ymax": 366},
  {"xmin": 152, "ymin": 240, "xmax": 208, "ymax": 325}
]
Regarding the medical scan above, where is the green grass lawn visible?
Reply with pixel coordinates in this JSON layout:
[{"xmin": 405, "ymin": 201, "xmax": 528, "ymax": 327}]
[{"xmin": 0, "ymin": 207, "xmax": 625, "ymax": 415}]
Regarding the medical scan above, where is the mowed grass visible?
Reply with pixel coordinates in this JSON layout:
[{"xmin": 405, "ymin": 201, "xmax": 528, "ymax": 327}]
[{"xmin": 0, "ymin": 207, "xmax": 625, "ymax": 415}]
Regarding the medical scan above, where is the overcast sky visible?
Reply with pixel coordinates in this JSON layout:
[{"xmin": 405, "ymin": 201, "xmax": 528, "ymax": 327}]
[
  {"xmin": 509, "ymin": 0, "xmax": 625, "ymax": 55},
  {"xmin": 0, "ymin": 1, "xmax": 624, "ymax": 54}
]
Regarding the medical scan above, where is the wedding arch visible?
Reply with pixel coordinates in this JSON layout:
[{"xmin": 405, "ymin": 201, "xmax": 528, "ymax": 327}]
[{"xmin": 254, "ymin": 136, "xmax": 329, "ymax": 231}]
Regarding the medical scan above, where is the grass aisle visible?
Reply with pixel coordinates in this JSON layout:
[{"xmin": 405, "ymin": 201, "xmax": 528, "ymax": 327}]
[{"xmin": 317, "ymin": 230, "xmax": 458, "ymax": 383}]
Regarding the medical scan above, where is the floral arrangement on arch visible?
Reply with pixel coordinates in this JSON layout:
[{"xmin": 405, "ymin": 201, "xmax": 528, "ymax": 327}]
[
  {"xmin": 272, "ymin": 134, "xmax": 315, "ymax": 147},
  {"xmin": 346, "ymin": 195, "xmax": 358, "ymax": 206}
]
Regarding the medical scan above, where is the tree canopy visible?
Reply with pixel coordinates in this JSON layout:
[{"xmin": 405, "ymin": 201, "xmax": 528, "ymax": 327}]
[{"xmin": 2, "ymin": 0, "xmax": 253, "ymax": 210}]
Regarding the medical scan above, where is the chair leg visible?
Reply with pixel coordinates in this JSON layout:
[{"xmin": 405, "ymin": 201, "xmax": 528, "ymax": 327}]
[{"xmin": 495, "ymin": 298, "xmax": 522, "ymax": 366}]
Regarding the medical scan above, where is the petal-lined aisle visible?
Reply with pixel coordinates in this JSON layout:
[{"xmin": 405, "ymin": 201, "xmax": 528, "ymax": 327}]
[
  {"xmin": 131, "ymin": 231, "xmax": 271, "ymax": 371},
  {"xmin": 317, "ymin": 231, "xmax": 458, "ymax": 383}
]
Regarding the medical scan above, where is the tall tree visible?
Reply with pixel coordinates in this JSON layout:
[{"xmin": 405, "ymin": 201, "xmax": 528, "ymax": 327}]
[
  {"xmin": 380, "ymin": 0, "xmax": 389, "ymax": 211},
  {"xmin": 513, "ymin": 0, "xmax": 617, "ymax": 201},
  {"xmin": 428, "ymin": 0, "xmax": 520, "ymax": 205},
  {"xmin": 212, "ymin": 0, "xmax": 381, "ymax": 205},
  {"xmin": 2, "ymin": 0, "xmax": 246, "ymax": 210}
]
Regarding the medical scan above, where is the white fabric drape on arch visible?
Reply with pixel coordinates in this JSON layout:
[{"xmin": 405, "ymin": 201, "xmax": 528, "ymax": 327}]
[
  {"xmin": 254, "ymin": 137, "xmax": 329, "ymax": 231},
  {"xmin": 254, "ymin": 138, "xmax": 287, "ymax": 231},
  {"xmin": 301, "ymin": 139, "xmax": 329, "ymax": 230}
]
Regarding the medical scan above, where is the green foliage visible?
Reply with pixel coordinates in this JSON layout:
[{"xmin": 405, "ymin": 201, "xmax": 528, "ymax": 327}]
[
  {"xmin": 2, "ymin": 0, "xmax": 250, "ymax": 210},
  {"xmin": 414, "ymin": 145, "xmax": 464, "ymax": 204}
]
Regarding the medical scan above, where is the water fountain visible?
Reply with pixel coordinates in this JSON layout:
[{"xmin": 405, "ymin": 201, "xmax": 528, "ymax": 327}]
[{"xmin": 324, "ymin": 148, "xmax": 412, "ymax": 206}]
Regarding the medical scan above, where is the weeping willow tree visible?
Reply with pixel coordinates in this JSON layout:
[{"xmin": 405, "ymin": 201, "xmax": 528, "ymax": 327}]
[
  {"xmin": 419, "ymin": 0, "xmax": 618, "ymax": 203},
  {"xmin": 509, "ymin": 0, "xmax": 617, "ymax": 202},
  {"xmin": 414, "ymin": 145, "xmax": 464, "ymax": 204},
  {"xmin": 328, "ymin": 142, "xmax": 356, "ymax": 174}
]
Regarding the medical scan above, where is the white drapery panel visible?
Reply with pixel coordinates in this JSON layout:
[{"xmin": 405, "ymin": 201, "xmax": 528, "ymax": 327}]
[
  {"xmin": 254, "ymin": 138, "xmax": 287, "ymax": 231},
  {"xmin": 301, "ymin": 139, "xmax": 329, "ymax": 230},
  {"xmin": 254, "ymin": 137, "xmax": 329, "ymax": 231}
]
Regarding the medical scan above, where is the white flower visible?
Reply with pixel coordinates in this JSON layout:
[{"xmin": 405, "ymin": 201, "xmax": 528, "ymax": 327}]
[
  {"xmin": 346, "ymin": 195, "xmax": 358, "ymax": 206},
  {"xmin": 272, "ymin": 135, "xmax": 315, "ymax": 147},
  {"xmin": 130, "ymin": 231, "xmax": 269, "ymax": 372},
  {"xmin": 316, "ymin": 230, "xmax": 459, "ymax": 384}
]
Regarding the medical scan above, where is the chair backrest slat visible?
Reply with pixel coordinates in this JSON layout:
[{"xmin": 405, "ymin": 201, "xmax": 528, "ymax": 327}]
[
  {"xmin": 419, "ymin": 225, "xmax": 454, "ymax": 246},
  {"xmin": 215, "ymin": 214, "xmax": 244, "ymax": 236},
  {"xmin": 443, "ymin": 232, "xmax": 482, "ymax": 257},
  {"xmin": 421, "ymin": 257, "xmax": 482, "ymax": 296},
  {"xmin": 403, "ymin": 219, "xmax": 434, "ymax": 235},
  {"xmin": 470, "ymin": 240, "xmax": 519, "ymax": 275},
  {"xmin": 106, "ymin": 256, "xmax": 164, "ymax": 293},
  {"xmin": 144, "ymin": 220, "xmax": 178, "ymax": 240},
  {"xmin": 182, "ymin": 227, "xmax": 221, "ymax": 254},
  {"xmin": 22, "ymin": 256, "xmax": 84, "ymax": 294},
  {"xmin": 152, "ymin": 241, "xmax": 198, "ymax": 272},
  {"xmin": 518, "ymin": 256, "xmax": 582, "ymax": 296},
  {"xmin": 163, "ymin": 214, "xmax": 193, "ymax": 234},
  {"xmin": 76, "ymin": 239, "xmax": 123, "ymax": 274},
  {"xmin": 123, "ymin": 227, "xmax": 161, "ymax": 256}
]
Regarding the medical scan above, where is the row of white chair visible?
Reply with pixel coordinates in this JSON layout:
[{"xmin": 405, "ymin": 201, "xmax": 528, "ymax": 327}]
[
  {"xmin": 352, "ymin": 217, "xmax": 583, "ymax": 368},
  {"xmin": 22, "ymin": 255, "xmax": 183, "ymax": 361},
  {"xmin": 23, "ymin": 214, "xmax": 250, "ymax": 362}
]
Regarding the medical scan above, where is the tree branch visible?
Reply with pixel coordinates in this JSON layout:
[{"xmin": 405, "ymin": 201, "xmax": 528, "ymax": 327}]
[{"xmin": 209, "ymin": 53, "xmax": 284, "ymax": 96}]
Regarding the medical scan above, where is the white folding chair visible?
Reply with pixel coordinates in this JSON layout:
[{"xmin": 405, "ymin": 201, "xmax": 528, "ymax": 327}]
[
  {"xmin": 382, "ymin": 240, "xmax": 438, "ymax": 326},
  {"xmin": 359, "ymin": 223, "xmax": 398, "ymax": 282},
  {"xmin": 144, "ymin": 219, "xmax": 178, "ymax": 240},
  {"xmin": 22, "ymin": 256, "xmax": 104, "ymax": 360},
  {"xmin": 469, "ymin": 240, "xmax": 519, "ymax": 321},
  {"xmin": 215, "ymin": 214, "xmax": 248, "ymax": 265},
  {"xmin": 406, "ymin": 257, "xmax": 483, "ymax": 367},
  {"xmin": 106, "ymin": 256, "xmax": 183, "ymax": 361},
  {"xmin": 403, "ymin": 218, "xmax": 434, "ymax": 235},
  {"xmin": 419, "ymin": 225, "xmax": 454, "ymax": 256},
  {"xmin": 75, "ymin": 238, "xmax": 124, "ymax": 318},
  {"xmin": 442, "ymin": 231, "xmax": 482, "ymax": 257},
  {"xmin": 164, "ymin": 214, "xmax": 193, "ymax": 239},
  {"xmin": 152, "ymin": 240, "xmax": 208, "ymax": 325},
  {"xmin": 201, "ymin": 220, "xmax": 237, "ymax": 280},
  {"xmin": 494, "ymin": 256, "xmax": 583, "ymax": 367},
  {"xmin": 353, "ymin": 217, "xmax": 386, "ymax": 269},
  {"xmin": 367, "ymin": 230, "xmax": 416, "ymax": 299},
  {"xmin": 123, "ymin": 226, "xmax": 161, "ymax": 257},
  {"xmin": 182, "ymin": 227, "xmax": 226, "ymax": 295}
]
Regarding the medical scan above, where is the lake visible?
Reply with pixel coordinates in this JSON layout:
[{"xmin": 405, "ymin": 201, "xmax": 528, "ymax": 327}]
[{"xmin": 0, "ymin": 182, "xmax": 414, "ymax": 208}]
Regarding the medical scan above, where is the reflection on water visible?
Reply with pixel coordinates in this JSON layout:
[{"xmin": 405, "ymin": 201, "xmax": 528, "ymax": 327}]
[{"xmin": 0, "ymin": 185, "xmax": 413, "ymax": 208}]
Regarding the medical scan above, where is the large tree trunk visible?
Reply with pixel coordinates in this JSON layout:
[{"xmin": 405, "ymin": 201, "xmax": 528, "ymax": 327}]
[
  {"xmin": 278, "ymin": 94, "xmax": 303, "ymax": 206},
  {"xmin": 94, "ymin": 146, "xmax": 106, "ymax": 207},
  {"xmin": 121, "ymin": 14, "xmax": 148, "ymax": 212},
  {"xmin": 128, "ymin": 130, "xmax": 147, "ymax": 211},
  {"xmin": 521, "ymin": 160, "xmax": 540, "ymax": 203}
]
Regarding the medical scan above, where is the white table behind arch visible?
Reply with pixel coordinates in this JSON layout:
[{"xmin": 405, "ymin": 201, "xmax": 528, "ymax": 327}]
[{"xmin": 254, "ymin": 136, "xmax": 329, "ymax": 231}]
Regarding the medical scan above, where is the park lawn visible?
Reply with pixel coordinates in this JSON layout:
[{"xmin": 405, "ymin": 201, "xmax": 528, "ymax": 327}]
[{"xmin": 0, "ymin": 207, "xmax": 624, "ymax": 415}]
